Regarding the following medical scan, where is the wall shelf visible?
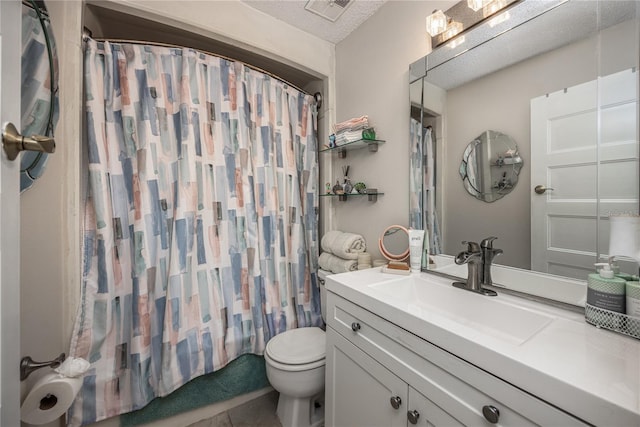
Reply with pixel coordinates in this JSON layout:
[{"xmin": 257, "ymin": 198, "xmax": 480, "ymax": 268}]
[
  {"xmin": 320, "ymin": 139, "xmax": 385, "ymax": 158},
  {"xmin": 320, "ymin": 192, "xmax": 383, "ymax": 202}
]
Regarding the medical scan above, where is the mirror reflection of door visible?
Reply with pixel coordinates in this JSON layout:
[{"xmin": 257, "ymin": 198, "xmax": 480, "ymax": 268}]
[{"xmin": 531, "ymin": 68, "xmax": 639, "ymax": 278}]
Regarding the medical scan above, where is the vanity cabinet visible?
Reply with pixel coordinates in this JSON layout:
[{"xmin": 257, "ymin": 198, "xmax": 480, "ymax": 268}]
[
  {"xmin": 327, "ymin": 331, "xmax": 464, "ymax": 426},
  {"xmin": 325, "ymin": 292, "xmax": 587, "ymax": 427}
]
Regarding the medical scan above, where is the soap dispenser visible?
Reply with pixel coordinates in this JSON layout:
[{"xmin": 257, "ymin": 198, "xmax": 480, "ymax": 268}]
[
  {"xmin": 609, "ymin": 255, "xmax": 636, "ymax": 281},
  {"xmin": 587, "ymin": 261, "xmax": 626, "ymax": 314}
]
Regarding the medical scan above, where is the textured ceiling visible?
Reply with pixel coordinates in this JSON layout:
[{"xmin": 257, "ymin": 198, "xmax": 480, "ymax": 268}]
[{"xmin": 240, "ymin": 0, "xmax": 388, "ymax": 44}]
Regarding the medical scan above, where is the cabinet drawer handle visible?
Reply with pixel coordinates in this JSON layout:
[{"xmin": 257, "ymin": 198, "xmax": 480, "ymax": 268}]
[
  {"xmin": 389, "ymin": 396, "xmax": 402, "ymax": 410},
  {"xmin": 351, "ymin": 322, "xmax": 361, "ymax": 332},
  {"xmin": 482, "ymin": 405, "xmax": 500, "ymax": 424},
  {"xmin": 407, "ymin": 409, "xmax": 420, "ymax": 424}
]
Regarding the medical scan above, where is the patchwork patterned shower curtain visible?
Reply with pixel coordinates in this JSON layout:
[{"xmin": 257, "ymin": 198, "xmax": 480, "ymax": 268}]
[
  {"xmin": 69, "ymin": 39, "xmax": 321, "ymax": 426},
  {"xmin": 409, "ymin": 119, "xmax": 441, "ymax": 255}
]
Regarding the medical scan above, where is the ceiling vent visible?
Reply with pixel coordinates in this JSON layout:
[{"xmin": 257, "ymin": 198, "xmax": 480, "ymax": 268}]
[{"xmin": 304, "ymin": 0, "xmax": 352, "ymax": 22}]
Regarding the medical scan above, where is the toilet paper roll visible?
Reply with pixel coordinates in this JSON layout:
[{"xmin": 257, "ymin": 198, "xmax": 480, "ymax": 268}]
[{"xmin": 21, "ymin": 372, "xmax": 83, "ymax": 425}]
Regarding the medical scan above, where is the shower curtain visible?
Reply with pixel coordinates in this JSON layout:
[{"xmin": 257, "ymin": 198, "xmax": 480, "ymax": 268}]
[
  {"xmin": 69, "ymin": 39, "xmax": 322, "ymax": 426},
  {"xmin": 409, "ymin": 119, "xmax": 441, "ymax": 255}
]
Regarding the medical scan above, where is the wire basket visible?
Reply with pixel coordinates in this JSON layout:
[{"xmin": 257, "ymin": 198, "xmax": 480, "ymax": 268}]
[{"xmin": 585, "ymin": 303, "xmax": 640, "ymax": 340}]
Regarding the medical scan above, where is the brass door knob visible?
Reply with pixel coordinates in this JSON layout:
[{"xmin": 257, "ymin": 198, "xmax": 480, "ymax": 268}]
[
  {"xmin": 2, "ymin": 122, "xmax": 55, "ymax": 161},
  {"xmin": 534, "ymin": 185, "xmax": 554, "ymax": 194}
]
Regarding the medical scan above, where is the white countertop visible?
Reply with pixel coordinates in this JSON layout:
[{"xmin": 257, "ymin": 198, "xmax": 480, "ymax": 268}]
[{"xmin": 326, "ymin": 268, "xmax": 640, "ymax": 427}]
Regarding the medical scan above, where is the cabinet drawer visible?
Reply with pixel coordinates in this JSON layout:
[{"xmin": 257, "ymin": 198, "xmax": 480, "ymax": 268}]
[{"xmin": 326, "ymin": 292, "xmax": 587, "ymax": 426}]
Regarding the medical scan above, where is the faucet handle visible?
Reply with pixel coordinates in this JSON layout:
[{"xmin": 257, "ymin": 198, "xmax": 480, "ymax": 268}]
[
  {"xmin": 462, "ymin": 240, "xmax": 481, "ymax": 252},
  {"xmin": 480, "ymin": 236, "xmax": 498, "ymax": 249}
]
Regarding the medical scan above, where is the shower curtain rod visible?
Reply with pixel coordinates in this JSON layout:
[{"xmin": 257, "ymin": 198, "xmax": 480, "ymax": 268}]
[
  {"xmin": 22, "ymin": 0, "xmax": 50, "ymax": 19},
  {"xmin": 83, "ymin": 35, "xmax": 315, "ymax": 98}
]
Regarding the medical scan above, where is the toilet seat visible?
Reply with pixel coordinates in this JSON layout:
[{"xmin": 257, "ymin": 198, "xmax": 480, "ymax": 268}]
[{"xmin": 265, "ymin": 327, "xmax": 326, "ymax": 371}]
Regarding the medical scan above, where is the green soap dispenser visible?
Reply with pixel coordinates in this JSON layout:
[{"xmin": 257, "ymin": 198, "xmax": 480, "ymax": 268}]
[{"xmin": 587, "ymin": 261, "xmax": 626, "ymax": 314}]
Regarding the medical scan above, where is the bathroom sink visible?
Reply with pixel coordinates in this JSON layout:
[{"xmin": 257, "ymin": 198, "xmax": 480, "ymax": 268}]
[{"xmin": 368, "ymin": 276, "xmax": 555, "ymax": 345}]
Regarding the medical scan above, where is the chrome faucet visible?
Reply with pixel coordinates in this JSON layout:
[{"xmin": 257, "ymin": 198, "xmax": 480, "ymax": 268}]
[
  {"xmin": 453, "ymin": 241, "xmax": 483, "ymax": 292},
  {"xmin": 480, "ymin": 236, "xmax": 503, "ymax": 287},
  {"xmin": 452, "ymin": 238, "xmax": 499, "ymax": 296}
]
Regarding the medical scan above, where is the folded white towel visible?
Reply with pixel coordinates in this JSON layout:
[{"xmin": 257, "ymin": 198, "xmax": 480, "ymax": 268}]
[
  {"xmin": 319, "ymin": 252, "xmax": 358, "ymax": 274},
  {"xmin": 321, "ymin": 230, "xmax": 342, "ymax": 254},
  {"xmin": 321, "ymin": 230, "xmax": 366, "ymax": 260}
]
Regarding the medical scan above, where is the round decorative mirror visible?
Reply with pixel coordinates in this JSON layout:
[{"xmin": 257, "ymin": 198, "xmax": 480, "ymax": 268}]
[
  {"xmin": 21, "ymin": 1, "xmax": 59, "ymax": 192},
  {"xmin": 459, "ymin": 130, "xmax": 523, "ymax": 203},
  {"xmin": 378, "ymin": 225, "xmax": 409, "ymax": 261}
]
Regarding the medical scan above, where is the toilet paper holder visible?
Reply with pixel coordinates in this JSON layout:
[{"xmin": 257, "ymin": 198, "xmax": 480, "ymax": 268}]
[{"xmin": 20, "ymin": 353, "xmax": 65, "ymax": 381}]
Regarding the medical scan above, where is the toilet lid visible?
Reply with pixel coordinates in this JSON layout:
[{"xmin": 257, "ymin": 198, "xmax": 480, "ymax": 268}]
[{"xmin": 265, "ymin": 327, "xmax": 326, "ymax": 365}]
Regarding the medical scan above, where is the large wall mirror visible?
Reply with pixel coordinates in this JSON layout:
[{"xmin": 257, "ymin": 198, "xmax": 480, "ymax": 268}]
[{"xmin": 409, "ymin": 0, "xmax": 639, "ymax": 303}]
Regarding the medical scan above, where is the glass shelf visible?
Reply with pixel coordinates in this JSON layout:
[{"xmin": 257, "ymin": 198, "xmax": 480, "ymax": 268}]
[
  {"xmin": 319, "ymin": 139, "xmax": 385, "ymax": 158},
  {"xmin": 320, "ymin": 192, "xmax": 384, "ymax": 202}
]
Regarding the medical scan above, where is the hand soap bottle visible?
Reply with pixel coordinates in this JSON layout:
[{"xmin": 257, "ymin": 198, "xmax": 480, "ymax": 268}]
[
  {"xmin": 586, "ymin": 262, "xmax": 626, "ymax": 328},
  {"xmin": 609, "ymin": 256, "xmax": 636, "ymax": 281}
]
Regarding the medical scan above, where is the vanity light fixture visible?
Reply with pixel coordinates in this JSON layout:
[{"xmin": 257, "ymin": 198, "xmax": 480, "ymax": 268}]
[
  {"xmin": 426, "ymin": 10, "xmax": 448, "ymax": 37},
  {"xmin": 441, "ymin": 20, "xmax": 464, "ymax": 40},
  {"xmin": 428, "ymin": 0, "xmax": 517, "ymax": 48},
  {"xmin": 467, "ymin": 0, "xmax": 492, "ymax": 12},
  {"xmin": 425, "ymin": 11, "xmax": 462, "ymax": 41}
]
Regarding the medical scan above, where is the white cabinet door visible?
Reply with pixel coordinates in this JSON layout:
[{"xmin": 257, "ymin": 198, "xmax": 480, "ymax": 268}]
[{"xmin": 325, "ymin": 327, "xmax": 407, "ymax": 427}]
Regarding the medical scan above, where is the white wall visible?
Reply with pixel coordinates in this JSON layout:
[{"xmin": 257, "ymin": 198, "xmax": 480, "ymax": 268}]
[
  {"xmin": 333, "ymin": 1, "xmax": 454, "ymax": 261},
  {"xmin": 20, "ymin": 1, "xmax": 334, "ymax": 426},
  {"xmin": 20, "ymin": 3, "xmax": 84, "ymax": 427}
]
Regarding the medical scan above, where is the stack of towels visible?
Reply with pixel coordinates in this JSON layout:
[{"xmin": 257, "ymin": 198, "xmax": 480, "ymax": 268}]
[
  {"xmin": 319, "ymin": 230, "xmax": 367, "ymax": 273},
  {"xmin": 333, "ymin": 116, "xmax": 375, "ymax": 146}
]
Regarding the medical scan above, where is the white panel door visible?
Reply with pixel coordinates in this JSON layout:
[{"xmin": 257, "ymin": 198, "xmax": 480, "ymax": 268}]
[
  {"xmin": 0, "ymin": 0, "xmax": 23, "ymax": 424},
  {"xmin": 531, "ymin": 69, "xmax": 638, "ymax": 279}
]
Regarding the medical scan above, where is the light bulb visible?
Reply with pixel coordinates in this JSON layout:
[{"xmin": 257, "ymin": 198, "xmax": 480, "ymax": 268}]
[
  {"xmin": 467, "ymin": 0, "xmax": 485, "ymax": 12},
  {"xmin": 426, "ymin": 10, "xmax": 447, "ymax": 36},
  {"xmin": 441, "ymin": 21, "xmax": 463, "ymax": 41}
]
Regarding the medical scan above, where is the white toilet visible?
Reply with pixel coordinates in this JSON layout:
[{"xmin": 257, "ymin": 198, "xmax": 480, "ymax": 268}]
[{"xmin": 264, "ymin": 269, "xmax": 330, "ymax": 427}]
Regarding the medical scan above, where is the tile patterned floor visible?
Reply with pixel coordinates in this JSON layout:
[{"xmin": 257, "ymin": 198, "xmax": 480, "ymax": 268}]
[{"xmin": 187, "ymin": 391, "xmax": 282, "ymax": 427}]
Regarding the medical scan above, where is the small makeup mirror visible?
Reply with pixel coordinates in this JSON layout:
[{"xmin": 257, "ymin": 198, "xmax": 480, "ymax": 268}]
[
  {"xmin": 459, "ymin": 130, "xmax": 523, "ymax": 203},
  {"xmin": 378, "ymin": 225, "xmax": 409, "ymax": 261}
]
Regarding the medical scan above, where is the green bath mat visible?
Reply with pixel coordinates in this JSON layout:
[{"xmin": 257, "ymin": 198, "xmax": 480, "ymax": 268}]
[{"xmin": 120, "ymin": 354, "xmax": 269, "ymax": 426}]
